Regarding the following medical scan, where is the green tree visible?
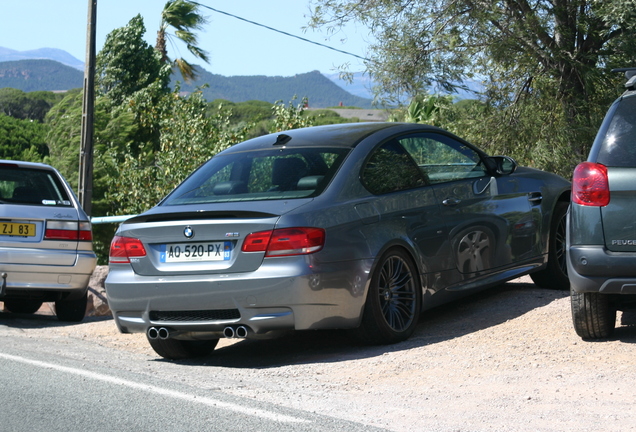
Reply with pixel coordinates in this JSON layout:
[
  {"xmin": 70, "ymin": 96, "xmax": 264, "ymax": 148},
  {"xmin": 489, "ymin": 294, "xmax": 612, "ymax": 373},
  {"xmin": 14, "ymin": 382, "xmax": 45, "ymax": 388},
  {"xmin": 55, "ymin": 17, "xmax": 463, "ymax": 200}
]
[
  {"xmin": 0, "ymin": 113, "xmax": 48, "ymax": 161},
  {"xmin": 270, "ymin": 97, "xmax": 314, "ymax": 132},
  {"xmin": 96, "ymin": 14, "xmax": 168, "ymax": 108},
  {"xmin": 0, "ymin": 88, "xmax": 63, "ymax": 122},
  {"xmin": 156, "ymin": 0, "xmax": 210, "ymax": 81},
  {"xmin": 102, "ymin": 90, "xmax": 252, "ymax": 215},
  {"xmin": 389, "ymin": 94, "xmax": 454, "ymax": 126},
  {"xmin": 309, "ymin": 0, "xmax": 636, "ymax": 165},
  {"xmin": 44, "ymin": 90, "xmax": 84, "ymax": 187}
]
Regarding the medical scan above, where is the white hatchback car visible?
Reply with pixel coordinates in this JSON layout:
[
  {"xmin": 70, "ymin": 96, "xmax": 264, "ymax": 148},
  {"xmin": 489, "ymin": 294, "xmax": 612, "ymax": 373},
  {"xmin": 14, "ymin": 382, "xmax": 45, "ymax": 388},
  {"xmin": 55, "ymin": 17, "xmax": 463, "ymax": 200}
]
[{"xmin": 0, "ymin": 160, "xmax": 96, "ymax": 321}]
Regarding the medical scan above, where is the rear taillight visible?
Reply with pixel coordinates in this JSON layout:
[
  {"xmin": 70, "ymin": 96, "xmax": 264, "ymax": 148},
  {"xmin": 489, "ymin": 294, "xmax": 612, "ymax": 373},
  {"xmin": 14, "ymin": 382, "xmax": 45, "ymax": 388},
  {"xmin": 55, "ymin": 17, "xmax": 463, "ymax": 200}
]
[
  {"xmin": 242, "ymin": 228, "xmax": 325, "ymax": 257},
  {"xmin": 572, "ymin": 162, "xmax": 610, "ymax": 206},
  {"xmin": 44, "ymin": 221, "xmax": 93, "ymax": 241},
  {"xmin": 109, "ymin": 236, "xmax": 147, "ymax": 263}
]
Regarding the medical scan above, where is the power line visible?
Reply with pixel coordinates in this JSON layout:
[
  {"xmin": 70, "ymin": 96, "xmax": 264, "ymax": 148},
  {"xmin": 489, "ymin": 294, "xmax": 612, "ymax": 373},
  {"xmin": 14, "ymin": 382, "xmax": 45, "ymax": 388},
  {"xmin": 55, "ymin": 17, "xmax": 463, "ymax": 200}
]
[{"xmin": 191, "ymin": 2, "xmax": 370, "ymax": 62}]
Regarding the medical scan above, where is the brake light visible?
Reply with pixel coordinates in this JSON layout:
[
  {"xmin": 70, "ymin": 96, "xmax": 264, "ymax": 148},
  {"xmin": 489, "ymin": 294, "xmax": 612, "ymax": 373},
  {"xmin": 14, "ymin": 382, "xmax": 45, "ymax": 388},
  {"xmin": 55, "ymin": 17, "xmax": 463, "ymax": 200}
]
[
  {"xmin": 572, "ymin": 162, "xmax": 610, "ymax": 206},
  {"xmin": 242, "ymin": 231, "xmax": 273, "ymax": 252},
  {"xmin": 44, "ymin": 221, "xmax": 93, "ymax": 241},
  {"xmin": 109, "ymin": 236, "xmax": 147, "ymax": 263},
  {"xmin": 242, "ymin": 228, "xmax": 325, "ymax": 257}
]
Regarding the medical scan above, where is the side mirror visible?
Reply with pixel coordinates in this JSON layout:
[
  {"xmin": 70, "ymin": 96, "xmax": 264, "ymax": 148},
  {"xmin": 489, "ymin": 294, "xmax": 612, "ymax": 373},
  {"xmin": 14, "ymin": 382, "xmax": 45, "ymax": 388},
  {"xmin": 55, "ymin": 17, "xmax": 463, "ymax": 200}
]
[{"xmin": 488, "ymin": 155, "xmax": 517, "ymax": 175}]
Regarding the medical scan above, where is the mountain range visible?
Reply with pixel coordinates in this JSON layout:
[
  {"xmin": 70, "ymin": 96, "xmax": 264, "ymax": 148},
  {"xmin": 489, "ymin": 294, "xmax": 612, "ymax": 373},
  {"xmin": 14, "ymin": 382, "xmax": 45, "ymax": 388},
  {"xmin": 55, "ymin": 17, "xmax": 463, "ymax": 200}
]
[
  {"xmin": 0, "ymin": 47, "xmax": 85, "ymax": 70},
  {"xmin": 0, "ymin": 47, "xmax": 375, "ymax": 108}
]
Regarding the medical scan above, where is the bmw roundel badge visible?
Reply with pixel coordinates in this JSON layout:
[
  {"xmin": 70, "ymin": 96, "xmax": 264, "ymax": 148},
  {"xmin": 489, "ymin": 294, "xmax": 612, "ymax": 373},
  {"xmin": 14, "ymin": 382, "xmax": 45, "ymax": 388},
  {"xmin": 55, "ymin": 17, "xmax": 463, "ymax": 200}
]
[{"xmin": 183, "ymin": 226, "xmax": 194, "ymax": 239}]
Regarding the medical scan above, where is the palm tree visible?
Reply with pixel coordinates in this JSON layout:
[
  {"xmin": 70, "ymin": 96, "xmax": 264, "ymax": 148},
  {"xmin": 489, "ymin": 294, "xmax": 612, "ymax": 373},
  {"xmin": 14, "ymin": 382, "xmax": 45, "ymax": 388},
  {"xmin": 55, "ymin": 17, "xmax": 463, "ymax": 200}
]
[{"xmin": 156, "ymin": 0, "xmax": 209, "ymax": 81}]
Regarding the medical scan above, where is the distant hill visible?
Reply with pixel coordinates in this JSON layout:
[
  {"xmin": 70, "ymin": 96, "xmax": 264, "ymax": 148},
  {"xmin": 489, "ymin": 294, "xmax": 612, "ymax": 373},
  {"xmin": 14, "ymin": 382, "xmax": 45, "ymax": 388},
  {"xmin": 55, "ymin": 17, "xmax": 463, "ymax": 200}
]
[
  {"xmin": 0, "ymin": 47, "xmax": 84, "ymax": 70},
  {"xmin": 0, "ymin": 57, "xmax": 374, "ymax": 108},
  {"xmin": 174, "ymin": 68, "xmax": 374, "ymax": 108},
  {"xmin": 0, "ymin": 59, "xmax": 83, "ymax": 92},
  {"xmin": 324, "ymin": 72, "xmax": 375, "ymax": 100}
]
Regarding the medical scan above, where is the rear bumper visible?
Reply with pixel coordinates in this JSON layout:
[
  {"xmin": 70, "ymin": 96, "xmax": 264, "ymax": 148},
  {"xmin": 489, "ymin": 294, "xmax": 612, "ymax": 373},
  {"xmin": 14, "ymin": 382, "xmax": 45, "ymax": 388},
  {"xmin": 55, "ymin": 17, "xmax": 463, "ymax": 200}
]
[
  {"xmin": 105, "ymin": 256, "xmax": 372, "ymax": 336},
  {"xmin": 568, "ymin": 245, "xmax": 636, "ymax": 294},
  {"xmin": 0, "ymin": 251, "xmax": 97, "ymax": 297}
]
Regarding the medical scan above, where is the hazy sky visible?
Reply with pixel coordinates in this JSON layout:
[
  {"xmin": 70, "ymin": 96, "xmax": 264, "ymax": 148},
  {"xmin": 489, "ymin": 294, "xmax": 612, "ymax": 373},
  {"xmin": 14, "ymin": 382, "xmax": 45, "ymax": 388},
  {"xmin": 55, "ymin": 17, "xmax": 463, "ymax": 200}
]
[{"xmin": 0, "ymin": 0, "xmax": 371, "ymax": 77}]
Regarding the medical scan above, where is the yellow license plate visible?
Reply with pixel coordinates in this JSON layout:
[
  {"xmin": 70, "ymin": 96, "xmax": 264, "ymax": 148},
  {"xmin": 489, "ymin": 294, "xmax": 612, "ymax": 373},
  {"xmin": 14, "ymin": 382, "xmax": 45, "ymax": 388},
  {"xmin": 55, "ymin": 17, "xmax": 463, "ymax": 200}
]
[{"xmin": 1, "ymin": 222, "xmax": 36, "ymax": 237}]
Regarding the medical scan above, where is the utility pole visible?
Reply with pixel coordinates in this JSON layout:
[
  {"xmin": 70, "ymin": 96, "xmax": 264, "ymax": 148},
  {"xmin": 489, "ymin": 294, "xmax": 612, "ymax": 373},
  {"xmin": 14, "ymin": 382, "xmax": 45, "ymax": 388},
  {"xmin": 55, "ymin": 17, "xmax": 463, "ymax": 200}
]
[{"xmin": 78, "ymin": 0, "xmax": 97, "ymax": 215}]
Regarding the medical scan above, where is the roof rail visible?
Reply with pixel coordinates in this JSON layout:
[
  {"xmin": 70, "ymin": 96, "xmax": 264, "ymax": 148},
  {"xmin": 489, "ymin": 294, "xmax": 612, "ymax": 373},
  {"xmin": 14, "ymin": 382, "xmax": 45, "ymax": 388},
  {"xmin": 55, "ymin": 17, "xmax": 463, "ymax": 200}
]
[{"xmin": 612, "ymin": 67, "xmax": 636, "ymax": 90}]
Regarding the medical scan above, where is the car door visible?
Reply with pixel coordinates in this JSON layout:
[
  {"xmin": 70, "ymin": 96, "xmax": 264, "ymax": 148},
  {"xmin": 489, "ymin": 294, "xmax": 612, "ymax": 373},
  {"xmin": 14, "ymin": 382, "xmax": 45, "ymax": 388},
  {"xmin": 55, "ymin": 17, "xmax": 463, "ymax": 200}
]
[
  {"xmin": 396, "ymin": 132, "xmax": 538, "ymax": 281},
  {"xmin": 359, "ymin": 139, "xmax": 453, "ymax": 278}
]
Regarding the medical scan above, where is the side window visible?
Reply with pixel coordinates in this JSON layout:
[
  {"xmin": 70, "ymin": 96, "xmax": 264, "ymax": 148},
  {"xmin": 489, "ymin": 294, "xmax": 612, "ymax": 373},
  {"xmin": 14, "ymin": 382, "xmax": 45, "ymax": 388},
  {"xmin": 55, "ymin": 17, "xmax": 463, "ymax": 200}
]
[
  {"xmin": 398, "ymin": 134, "xmax": 486, "ymax": 184},
  {"xmin": 597, "ymin": 97, "xmax": 636, "ymax": 167},
  {"xmin": 362, "ymin": 140, "xmax": 427, "ymax": 194}
]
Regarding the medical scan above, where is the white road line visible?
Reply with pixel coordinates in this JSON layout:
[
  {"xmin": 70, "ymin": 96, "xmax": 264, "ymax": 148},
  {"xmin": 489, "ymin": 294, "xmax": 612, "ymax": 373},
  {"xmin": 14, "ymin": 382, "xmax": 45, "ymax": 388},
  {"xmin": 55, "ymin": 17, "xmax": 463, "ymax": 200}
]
[{"xmin": 0, "ymin": 352, "xmax": 309, "ymax": 424}]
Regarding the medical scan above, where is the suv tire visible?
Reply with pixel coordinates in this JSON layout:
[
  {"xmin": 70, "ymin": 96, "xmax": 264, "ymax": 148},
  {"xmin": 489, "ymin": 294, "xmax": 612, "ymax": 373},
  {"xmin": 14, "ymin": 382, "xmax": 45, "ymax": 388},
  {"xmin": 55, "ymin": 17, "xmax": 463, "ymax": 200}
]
[{"xmin": 571, "ymin": 290, "xmax": 616, "ymax": 339}]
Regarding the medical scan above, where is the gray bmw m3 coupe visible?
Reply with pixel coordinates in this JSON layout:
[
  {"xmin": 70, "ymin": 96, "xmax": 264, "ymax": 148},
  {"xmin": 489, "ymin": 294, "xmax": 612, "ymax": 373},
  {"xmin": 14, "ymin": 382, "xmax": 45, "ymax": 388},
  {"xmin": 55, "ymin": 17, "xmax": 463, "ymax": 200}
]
[{"xmin": 105, "ymin": 122, "xmax": 570, "ymax": 359}]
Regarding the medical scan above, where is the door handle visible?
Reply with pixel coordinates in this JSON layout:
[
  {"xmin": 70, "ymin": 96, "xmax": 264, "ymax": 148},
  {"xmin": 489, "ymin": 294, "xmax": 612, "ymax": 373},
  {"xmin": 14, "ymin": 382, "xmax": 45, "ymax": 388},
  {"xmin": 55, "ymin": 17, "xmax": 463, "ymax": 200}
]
[
  {"xmin": 443, "ymin": 197, "xmax": 461, "ymax": 206},
  {"xmin": 528, "ymin": 192, "xmax": 543, "ymax": 204}
]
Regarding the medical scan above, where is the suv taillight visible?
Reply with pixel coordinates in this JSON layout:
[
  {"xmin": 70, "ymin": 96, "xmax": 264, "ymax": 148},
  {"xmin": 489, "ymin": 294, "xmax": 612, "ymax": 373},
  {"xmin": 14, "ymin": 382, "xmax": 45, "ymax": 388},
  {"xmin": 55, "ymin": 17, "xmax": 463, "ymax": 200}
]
[
  {"xmin": 242, "ymin": 227, "xmax": 325, "ymax": 257},
  {"xmin": 572, "ymin": 162, "xmax": 610, "ymax": 206},
  {"xmin": 44, "ymin": 221, "xmax": 93, "ymax": 241},
  {"xmin": 109, "ymin": 236, "xmax": 147, "ymax": 263}
]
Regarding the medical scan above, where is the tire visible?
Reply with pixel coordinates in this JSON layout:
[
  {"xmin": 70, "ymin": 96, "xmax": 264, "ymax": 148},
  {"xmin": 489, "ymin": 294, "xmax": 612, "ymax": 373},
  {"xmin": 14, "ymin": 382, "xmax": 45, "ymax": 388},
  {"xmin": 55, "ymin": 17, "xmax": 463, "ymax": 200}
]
[
  {"xmin": 352, "ymin": 248, "xmax": 421, "ymax": 345},
  {"xmin": 147, "ymin": 337, "xmax": 219, "ymax": 360},
  {"xmin": 55, "ymin": 292, "xmax": 87, "ymax": 322},
  {"xmin": 570, "ymin": 290, "xmax": 616, "ymax": 339},
  {"xmin": 530, "ymin": 201, "xmax": 569, "ymax": 290},
  {"xmin": 3, "ymin": 299, "xmax": 43, "ymax": 314}
]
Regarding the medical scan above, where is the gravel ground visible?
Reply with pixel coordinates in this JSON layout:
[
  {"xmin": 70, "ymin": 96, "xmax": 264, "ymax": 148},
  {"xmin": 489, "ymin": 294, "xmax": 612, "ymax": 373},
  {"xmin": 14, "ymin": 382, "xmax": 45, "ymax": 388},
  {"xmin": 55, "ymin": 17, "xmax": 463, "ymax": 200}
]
[{"xmin": 3, "ymin": 275, "xmax": 636, "ymax": 431}]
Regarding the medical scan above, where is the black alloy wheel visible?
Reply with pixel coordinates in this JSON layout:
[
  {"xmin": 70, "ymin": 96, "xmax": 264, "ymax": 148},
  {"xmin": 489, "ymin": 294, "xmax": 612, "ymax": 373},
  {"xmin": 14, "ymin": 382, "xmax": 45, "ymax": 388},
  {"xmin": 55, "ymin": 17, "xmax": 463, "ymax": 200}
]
[{"xmin": 352, "ymin": 248, "xmax": 421, "ymax": 345}]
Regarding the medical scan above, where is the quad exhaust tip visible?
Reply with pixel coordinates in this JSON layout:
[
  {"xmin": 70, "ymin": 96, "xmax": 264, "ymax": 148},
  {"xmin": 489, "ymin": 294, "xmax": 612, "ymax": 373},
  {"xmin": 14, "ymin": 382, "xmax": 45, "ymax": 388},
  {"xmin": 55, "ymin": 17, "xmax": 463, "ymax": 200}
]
[
  {"xmin": 223, "ymin": 325, "xmax": 249, "ymax": 339},
  {"xmin": 148, "ymin": 325, "xmax": 249, "ymax": 340},
  {"xmin": 147, "ymin": 327, "xmax": 170, "ymax": 340}
]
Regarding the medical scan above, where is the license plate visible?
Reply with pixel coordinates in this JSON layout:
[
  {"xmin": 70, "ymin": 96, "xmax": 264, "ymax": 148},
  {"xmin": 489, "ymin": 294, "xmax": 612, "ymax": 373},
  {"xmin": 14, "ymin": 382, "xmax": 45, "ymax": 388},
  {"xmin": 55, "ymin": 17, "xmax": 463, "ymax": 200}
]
[
  {"xmin": 0, "ymin": 222, "xmax": 36, "ymax": 237},
  {"xmin": 160, "ymin": 241, "xmax": 232, "ymax": 263}
]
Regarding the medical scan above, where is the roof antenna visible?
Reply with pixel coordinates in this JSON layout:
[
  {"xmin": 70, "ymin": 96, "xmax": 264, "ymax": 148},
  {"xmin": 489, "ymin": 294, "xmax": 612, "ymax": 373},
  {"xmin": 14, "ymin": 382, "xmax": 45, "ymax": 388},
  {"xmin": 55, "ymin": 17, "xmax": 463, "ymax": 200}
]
[{"xmin": 274, "ymin": 134, "xmax": 292, "ymax": 146}]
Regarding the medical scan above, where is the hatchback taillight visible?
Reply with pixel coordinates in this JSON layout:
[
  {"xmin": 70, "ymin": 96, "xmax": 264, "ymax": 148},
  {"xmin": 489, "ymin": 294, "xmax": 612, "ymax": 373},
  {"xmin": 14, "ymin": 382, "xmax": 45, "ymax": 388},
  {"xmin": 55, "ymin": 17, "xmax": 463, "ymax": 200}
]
[
  {"xmin": 572, "ymin": 162, "xmax": 610, "ymax": 206},
  {"xmin": 242, "ymin": 228, "xmax": 325, "ymax": 257},
  {"xmin": 44, "ymin": 221, "xmax": 93, "ymax": 241},
  {"xmin": 109, "ymin": 236, "xmax": 147, "ymax": 263}
]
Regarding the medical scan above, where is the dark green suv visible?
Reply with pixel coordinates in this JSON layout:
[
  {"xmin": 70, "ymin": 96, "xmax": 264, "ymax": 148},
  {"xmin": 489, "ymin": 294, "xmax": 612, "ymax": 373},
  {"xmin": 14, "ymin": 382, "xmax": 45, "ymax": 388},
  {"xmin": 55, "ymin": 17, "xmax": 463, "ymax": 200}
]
[{"xmin": 569, "ymin": 68, "xmax": 636, "ymax": 339}]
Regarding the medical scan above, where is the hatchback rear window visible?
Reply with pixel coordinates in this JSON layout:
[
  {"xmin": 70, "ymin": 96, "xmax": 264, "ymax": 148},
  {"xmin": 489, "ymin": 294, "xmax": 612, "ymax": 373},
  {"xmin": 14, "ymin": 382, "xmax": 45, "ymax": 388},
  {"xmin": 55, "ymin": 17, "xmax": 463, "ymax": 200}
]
[
  {"xmin": 596, "ymin": 95, "xmax": 636, "ymax": 167},
  {"xmin": 0, "ymin": 166, "xmax": 72, "ymax": 206},
  {"xmin": 162, "ymin": 147, "xmax": 350, "ymax": 205}
]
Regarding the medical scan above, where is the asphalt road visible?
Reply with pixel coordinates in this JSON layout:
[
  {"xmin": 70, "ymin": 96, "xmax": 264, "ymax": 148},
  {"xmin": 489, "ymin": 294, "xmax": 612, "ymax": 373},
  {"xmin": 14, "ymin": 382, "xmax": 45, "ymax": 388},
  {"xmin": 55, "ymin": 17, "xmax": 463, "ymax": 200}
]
[{"xmin": 0, "ymin": 321, "xmax": 385, "ymax": 432}]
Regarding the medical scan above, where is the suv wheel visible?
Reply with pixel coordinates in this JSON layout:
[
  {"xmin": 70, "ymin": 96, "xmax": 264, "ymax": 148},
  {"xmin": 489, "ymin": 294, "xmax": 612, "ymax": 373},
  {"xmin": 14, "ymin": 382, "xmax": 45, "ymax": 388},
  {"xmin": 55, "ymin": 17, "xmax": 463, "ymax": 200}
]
[{"xmin": 571, "ymin": 290, "xmax": 616, "ymax": 339}]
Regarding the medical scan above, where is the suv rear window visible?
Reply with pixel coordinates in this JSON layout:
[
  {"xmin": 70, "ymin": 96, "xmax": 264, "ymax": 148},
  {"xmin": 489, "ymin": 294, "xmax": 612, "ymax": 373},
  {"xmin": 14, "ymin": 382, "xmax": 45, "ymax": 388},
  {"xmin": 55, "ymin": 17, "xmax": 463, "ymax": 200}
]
[
  {"xmin": 162, "ymin": 147, "xmax": 350, "ymax": 206},
  {"xmin": 595, "ymin": 95, "xmax": 636, "ymax": 167},
  {"xmin": 0, "ymin": 166, "xmax": 72, "ymax": 206}
]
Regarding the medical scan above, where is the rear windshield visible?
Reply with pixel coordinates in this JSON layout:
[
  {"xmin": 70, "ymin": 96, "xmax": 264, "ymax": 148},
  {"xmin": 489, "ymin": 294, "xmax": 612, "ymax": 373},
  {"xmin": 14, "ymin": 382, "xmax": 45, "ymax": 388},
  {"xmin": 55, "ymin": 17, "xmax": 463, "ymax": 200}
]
[
  {"xmin": 0, "ymin": 166, "xmax": 73, "ymax": 206},
  {"xmin": 162, "ymin": 147, "xmax": 350, "ymax": 206},
  {"xmin": 596, "ymin": 95, "xmax": 636, "ymax": 167}
]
